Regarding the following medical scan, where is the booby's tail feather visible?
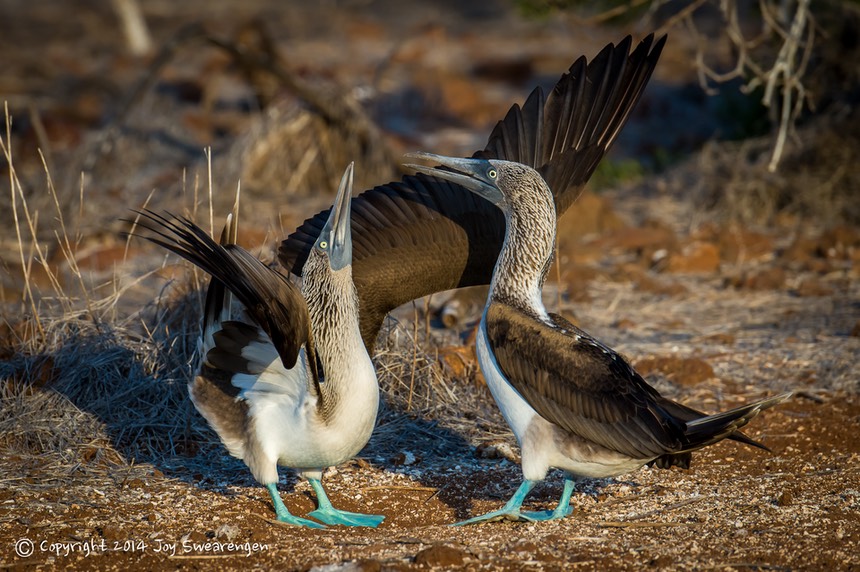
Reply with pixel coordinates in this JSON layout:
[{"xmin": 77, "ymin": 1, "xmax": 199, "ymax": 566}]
[
  {"xmin": 201, "ymin": 190, "xmax": 241, "ymax": 355},
  {"xmin": 682, "ymin": 392, "xmax": 792, "ymax": 448},
  {"xmin": 128, "ymin": 205, "xmax": 312, "ymax": 371},
  {"xmin": 651, "ymin": 392, "xmax": 792, "ymax": 469}
]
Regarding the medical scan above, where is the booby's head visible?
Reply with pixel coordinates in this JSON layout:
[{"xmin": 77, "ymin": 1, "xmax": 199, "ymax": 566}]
[
  {"xmin": 404, "ymin": 152, "xmax": 555, "ymax": 220},
  {"xmin": 302, "ymin": 162, "xmax": 362, "ymax": 348},
  {"xmin": 312, "ymin": 162, "xmax": 354, "ymax": 272},
  {"xmin": 405, "ymin": 152, "xmax": 558, "ymax": 308}
]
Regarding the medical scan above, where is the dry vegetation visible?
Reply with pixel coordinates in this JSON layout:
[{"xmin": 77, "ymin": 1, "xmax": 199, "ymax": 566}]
[{"xmin": 1, "ymin": 1, "xmax": 859, "ymax": 570}]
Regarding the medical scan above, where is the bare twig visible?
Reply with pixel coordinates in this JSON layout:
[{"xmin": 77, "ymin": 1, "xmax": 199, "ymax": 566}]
[
  {"xmin": 654, "ymin": 0, "xmax": 709, "ymax": 38},
  {"xmin": 763, "ymin": 0, "xmax": 811, "ymax": 171},
  {"xmin": 625, "ymin": 495, "xmax": 707, "ymax": 520},
  {"xmin": 652, "ymin": 0, "xmax": 816, "ymax": 171},
  {"xmin": 110, "ymin": 0, "xmax": 152, "ymax": 56},
  {"xmin": 407, "ymin": 301, "xmax": 419, "ymax": 411}
]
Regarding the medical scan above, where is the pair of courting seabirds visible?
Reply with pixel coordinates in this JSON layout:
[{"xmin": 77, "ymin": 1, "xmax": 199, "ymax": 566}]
[{"xmin": 138, "ymin": 35, "xmax": 791, "ymax": 528}]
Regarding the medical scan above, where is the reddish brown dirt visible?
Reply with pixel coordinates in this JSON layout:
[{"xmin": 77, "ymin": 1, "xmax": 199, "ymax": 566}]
[{"xmin": 1, "ymin": 397, "xmax": 857, "ymax": 571}]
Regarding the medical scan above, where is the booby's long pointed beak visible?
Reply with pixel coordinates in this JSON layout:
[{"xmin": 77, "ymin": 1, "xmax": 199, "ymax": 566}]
[
  {"xmin": 318, "ymin": 162, "xmax": 354, "ymax": 270},
  {"xmin": 404, "ymin": 152, "xmax": 504, "ymax": 206}
]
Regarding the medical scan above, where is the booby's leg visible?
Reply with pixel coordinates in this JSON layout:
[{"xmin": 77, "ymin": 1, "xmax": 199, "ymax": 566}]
[
  {"xmin": 265, "ymin": 483, "xmax": 326, "ymax": 528},
  {"xmin": 306, "ymin": 478, "xmax": 385, "ymax": 528},
  {"xmin": 451, "ymin": 480, "xmax": 539, "ymax": 526},
  {"xmin": 521, "ymin": 477, "xmax": 575, "ymax": 521}
]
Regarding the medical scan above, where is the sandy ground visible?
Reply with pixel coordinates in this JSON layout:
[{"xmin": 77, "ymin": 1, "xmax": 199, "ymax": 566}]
[
  {"xmin": 1, "ymin": 400, "xmax": 856, "ymax": 571},
  {"xmin": 1, "ymin": 332, "xmax": 857, "ymax": 571}
]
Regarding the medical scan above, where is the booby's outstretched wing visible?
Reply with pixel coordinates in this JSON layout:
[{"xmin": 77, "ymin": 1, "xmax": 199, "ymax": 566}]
[
  {"xmin": 135, "ymin": 210, "xmax": 316, "ymax": 374},
  {"xmin": 279, "ymin": 35, "xmax": 666, "ymax": 351},
  {"xmin": 477, "ymin": 34, "xmax": 663, "ymax": 215}
]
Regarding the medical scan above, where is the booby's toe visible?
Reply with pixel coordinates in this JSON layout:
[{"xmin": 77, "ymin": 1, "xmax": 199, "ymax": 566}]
[
  {"xmin": 520, "ymin": 478, "xmax": 575, "ymax": 521},
  {"xmin": 451, "ymin": 508, "xmax": 539, "ymax": 526},
  {"xmin": 308, "ymin": 507, "xmax": 385, "ymax": 528},
  {"xmin": 272, "ymin": 513, "xmax": 327, "ymax": 529},
  {"xmin": 451, "ymin": 480, "xmax": 539, "ymax": 526},
  {"xmin": 520, "ymin": 506, "xmax": 574, "ymax": 521}
]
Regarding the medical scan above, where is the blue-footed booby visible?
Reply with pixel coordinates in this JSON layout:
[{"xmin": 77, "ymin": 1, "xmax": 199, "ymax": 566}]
[
  {"xmin": 279, "ymin": 35, "xmax": 666, "ymax": 353},
  {"xmin": 405, "ymin": 152, "xmax": 793, "ymax": 525},
  {"xmin": 135, "ymin": 163, "xmax": 384, "ymax": 528}
]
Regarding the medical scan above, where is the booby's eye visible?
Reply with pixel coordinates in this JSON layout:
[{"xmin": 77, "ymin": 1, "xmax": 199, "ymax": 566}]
[
  {"xmin": 488, "ymin": 169, "xmax": 497, "ymax": 179},
  {"xmin": 319, "ymin": 240, "xmax": 328, "ymax": 249}
]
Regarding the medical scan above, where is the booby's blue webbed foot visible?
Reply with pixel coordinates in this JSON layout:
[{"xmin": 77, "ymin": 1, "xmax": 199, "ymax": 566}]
[
  {"xmin": 451, "ymin": 480, "xmax": 539, "ymax": 526},
  {"xmin": 307, "ymin": 507, "xmax": 385, "ymax": 528},
  {"xmin": 521, "ymin": 478, "xmax": 576, "ymax": 522},
  {"xmin": 266, "ymin": 483, "xmax": 326, "ymax": 529},
  {"xmin": 452, "ymin": 507, "xmax": 542, "ymax": 526},
  {"xmin": 307, "ymin": 478, "xmax": 385, "ymax": 528},
  {"xmin": 520, "ymin": 506, "xmax": 574, "ymax": 521}
]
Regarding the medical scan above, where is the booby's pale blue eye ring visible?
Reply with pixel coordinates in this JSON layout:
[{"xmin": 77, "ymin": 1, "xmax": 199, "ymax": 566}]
[
  {"xmin": 319, "ymin": 240, "xmax": 328, "ymax": 249},
  {"xmin": 488, "ymin": 169, "xmax": 497, "ymax": 179}
]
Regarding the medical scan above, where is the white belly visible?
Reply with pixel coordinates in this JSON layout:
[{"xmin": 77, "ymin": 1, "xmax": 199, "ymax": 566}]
[
  {"xmin": 249, "ymin": 395, "xmax": 375, "ymax": 475},
  {"xmin": 242, "ymin": 346, "xmax": 379, "ymax": 482}
]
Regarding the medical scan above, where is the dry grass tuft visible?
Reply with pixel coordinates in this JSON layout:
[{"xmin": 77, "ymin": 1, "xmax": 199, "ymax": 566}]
[
  {"xmin": 0, "ymin": 287, "xmax": 215, "ymax": 466},
  {"xmin": 366, "ymin": 316, "xmax": 510, "ymax": 464},
  {"xmin": 1, "ymin": 121, "xmax": 226, "ymax": 482},
  {"xmin": 220, "ymin": 96, "xmax": 397, "ymax": 204},
  {"xmin": 0, "ymin": 273, "xmax": 503, "ymax": 484}
]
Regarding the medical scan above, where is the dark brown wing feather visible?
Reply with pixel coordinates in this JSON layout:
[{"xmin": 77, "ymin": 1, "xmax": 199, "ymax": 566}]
[
  {"xmin": 488, "ymin": 302, "xmax": 685, "ymax": 460},
  {"xmin": 475, "ymin": 34, "xmax": 665, "ymax": 215},
  {"xmin": 558, "ymin": 301, "xmax": 770, "ymax": 458},
  {"xmin": 489, "ymin": 304, "xmax": 791, "ymax": 462},
  {"xmin": 134, "ymin": 210, "xmax": 314, "ymax": 372},
  {"xmin": 279, "ymin": 35, "xmax": 666, "ymax": 351},
  {"xmin": 656, "ymin": 397, "xmax": 770, "ymax": 452},
  {"xmin": 551, "ymin": 310, "xmax": 768, "ymax": 457}
]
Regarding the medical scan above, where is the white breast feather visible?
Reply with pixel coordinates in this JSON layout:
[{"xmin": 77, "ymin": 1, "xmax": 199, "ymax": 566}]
[{"xmin": 476, "ymin": 317, "xmax": 537, "ymax": 443}]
